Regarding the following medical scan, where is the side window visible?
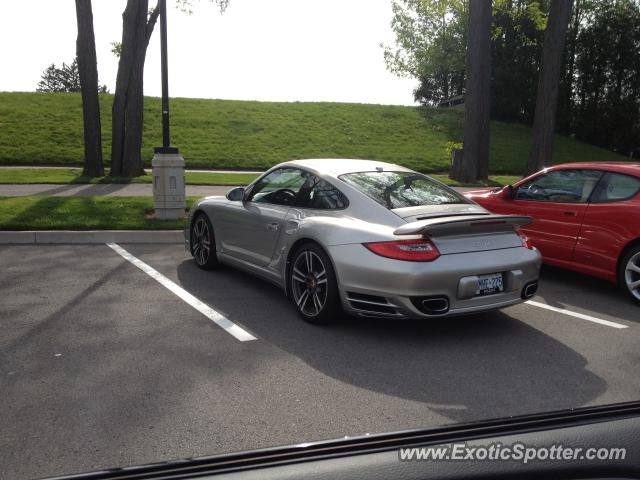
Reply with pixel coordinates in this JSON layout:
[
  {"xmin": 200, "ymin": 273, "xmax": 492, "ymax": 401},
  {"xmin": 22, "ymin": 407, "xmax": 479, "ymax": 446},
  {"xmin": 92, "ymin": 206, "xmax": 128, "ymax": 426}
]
[
  {"xmin": 295, "ymin": 174, "xmax": 349, "ymax": 210},
  {"xmin": 591, "ymin": 172, "xmax": 640, "ymax": 203},
  {"xmin": 515, "ymin": 169, "xmax": 603, "ymax": 203},
  {"xmin": 246, "ymin": 168, "xmax": 307, "ymax": 206}
]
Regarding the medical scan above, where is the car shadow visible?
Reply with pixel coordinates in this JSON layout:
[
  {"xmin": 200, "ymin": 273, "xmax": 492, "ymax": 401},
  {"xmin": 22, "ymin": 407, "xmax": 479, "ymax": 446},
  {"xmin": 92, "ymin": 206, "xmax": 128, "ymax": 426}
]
[
  {"xmin": 536, "ymin": 264, "xmax": 638, "ymax": 323},
  {"xmin": 176, "ymin": 259, "xmax": 607, "ymax": 424}
]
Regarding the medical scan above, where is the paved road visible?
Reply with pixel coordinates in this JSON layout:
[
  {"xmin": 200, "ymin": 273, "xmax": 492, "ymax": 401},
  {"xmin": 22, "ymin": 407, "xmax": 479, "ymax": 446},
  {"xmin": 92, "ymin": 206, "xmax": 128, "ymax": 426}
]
[{"xmin": 1, "ymin": 244, "xmax": 638, "ymax": 479}]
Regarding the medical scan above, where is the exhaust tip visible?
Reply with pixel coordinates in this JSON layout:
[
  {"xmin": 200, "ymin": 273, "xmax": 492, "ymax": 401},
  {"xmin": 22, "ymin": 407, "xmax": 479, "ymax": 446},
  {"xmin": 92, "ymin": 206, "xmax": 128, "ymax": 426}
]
[
  {"xmin": 411, "ymin": 296, "xmax": 450, "ymax": 315},
  {"xmin": 522, "ymin": 281, "xmax": 538, "ymax": 299},
  {"xmin": 422, "ymin": 298, "xmax": 449, "ymax": 312}
]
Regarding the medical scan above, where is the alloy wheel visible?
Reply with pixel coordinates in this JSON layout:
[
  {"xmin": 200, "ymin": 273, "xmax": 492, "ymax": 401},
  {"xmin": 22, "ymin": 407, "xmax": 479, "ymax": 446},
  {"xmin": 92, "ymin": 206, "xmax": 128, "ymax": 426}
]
[
  {"xmin": 625, "ymin": 251, "xmax": 640, "ymax": 301},
  {"xmin": 192, "ymin": 217, "xmax": 211, "ymax": 266},
  {"xmin": 291, "ymin": 250, "xmax": 328, "ymax": 317}
]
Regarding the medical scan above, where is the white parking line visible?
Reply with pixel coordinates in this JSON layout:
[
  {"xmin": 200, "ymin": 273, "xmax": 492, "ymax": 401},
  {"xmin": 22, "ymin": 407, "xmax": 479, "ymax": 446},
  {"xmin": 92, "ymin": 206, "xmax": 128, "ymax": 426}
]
[
  {"xmin": 106, "ymin": 243, "xmax": 257, "ymax": 342},
  {"xmin": 525, "ymin": 300, "xmax": 628, "ymax": 329}
]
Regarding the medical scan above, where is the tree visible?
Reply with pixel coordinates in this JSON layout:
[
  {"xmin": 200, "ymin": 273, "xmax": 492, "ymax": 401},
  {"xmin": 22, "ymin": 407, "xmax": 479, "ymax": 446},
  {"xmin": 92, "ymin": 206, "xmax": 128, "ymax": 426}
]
[
  {"xmin": 110, "ymin": 0, "xmax": 161, "ymax": 177},
  {"xmin": 385, "ymin": 0, "xmax": 547, "ymax": 114},
  {"xmin": 453, "ymin": 0, "xmax": 492, "ymax": 182},
  {"xmin": 110, "ymin": 0, "xmax": 230, "ymax": 178},
  {"xmin": 75, "ymin": 0, "xmax": 104, "ymax": 177},
  {"xmin": 527, "ymin": 0, "xmax": 574, "ymax": 174},
  {"xmin": 572, "ymin": 0, "xmax": 640, "ymax": 156},
  {"xmin": 37, "ymin": 59, "xmax": 108, "ymax": 95},
  {"xmin": 385, "ymin": 0, "xmax": 640, "ymax": 162},
  {"xmin": 37, "ymin": 59, "xmax": 81, "ymax": 93},
  {"xmin": 557, "ymin": 0, "xmax": 585, "ymax": 135},
  {"xmin": 491, "ymin": 0, "xmax": 547, "ymax": 123},
  {"xmin": 383, "ymin": 0, "xmax": 467, "ymax": 104}
]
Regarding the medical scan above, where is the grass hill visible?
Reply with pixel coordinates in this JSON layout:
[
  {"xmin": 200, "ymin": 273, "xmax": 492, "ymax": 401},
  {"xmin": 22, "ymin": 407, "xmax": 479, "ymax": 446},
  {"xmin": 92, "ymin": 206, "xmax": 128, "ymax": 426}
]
[{"xmin": 0, "ymin": 92, "xmax": 628, "ymax": 174}]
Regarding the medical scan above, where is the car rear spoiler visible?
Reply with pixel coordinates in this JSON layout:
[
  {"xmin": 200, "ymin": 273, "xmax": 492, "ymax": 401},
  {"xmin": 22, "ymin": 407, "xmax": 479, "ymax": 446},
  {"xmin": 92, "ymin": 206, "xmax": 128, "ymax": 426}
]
[{"xmin": 393, "ymin": 215, "xmax": 533, "ymax": 236}]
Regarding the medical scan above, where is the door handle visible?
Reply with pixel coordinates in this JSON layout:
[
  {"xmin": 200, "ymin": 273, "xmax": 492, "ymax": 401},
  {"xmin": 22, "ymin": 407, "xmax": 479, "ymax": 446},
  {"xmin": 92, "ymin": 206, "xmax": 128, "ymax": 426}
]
[
  {"xmin": 267, "ymin": 222, "xmax": 280, "ymax": 231},
  {"xmin": 563, "ymin": 211, "xmax": 577, "ymax": 217}
]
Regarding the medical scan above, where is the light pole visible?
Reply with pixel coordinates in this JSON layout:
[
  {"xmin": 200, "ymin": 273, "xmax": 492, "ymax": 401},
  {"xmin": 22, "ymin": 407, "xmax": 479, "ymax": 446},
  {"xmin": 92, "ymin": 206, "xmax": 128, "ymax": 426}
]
[
  {"xmin": 152, "ymin": 0, "xmax": 185, "ymax": 219},
  {"xmin": 156, "ymin": 0, "xmax": 177, "ymax": 154}
]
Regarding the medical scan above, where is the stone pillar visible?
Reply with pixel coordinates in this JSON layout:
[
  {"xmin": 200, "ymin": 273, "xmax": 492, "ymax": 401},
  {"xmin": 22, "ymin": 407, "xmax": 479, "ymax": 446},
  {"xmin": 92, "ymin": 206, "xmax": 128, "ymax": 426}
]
[{"xmin": 152, "ymin": 152, "xmax": 185, "ymax": 219}]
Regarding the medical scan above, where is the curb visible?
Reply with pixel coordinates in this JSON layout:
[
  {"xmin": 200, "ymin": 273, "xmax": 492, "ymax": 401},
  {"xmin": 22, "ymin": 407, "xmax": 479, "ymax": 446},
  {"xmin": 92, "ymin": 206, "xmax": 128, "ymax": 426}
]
[{"xmin": 0, "ymin": 230, "xmax": 184, "ymax": 245}]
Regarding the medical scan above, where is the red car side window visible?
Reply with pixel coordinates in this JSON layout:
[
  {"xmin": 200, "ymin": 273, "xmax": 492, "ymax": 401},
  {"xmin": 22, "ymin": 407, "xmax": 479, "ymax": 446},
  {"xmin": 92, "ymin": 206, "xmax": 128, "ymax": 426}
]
[
  {"xmin": 515, "ymin": 169, "xmax": 603, "ymax": 203},
  {"xmin": 590, "ymin": 172, "xmax": 640, "ymax": 203}
]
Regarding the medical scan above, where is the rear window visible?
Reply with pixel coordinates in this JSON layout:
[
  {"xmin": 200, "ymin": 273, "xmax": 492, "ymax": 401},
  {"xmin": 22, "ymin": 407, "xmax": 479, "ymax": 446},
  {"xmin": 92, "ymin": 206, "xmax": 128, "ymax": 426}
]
[{"xmin": 339, "ymin": 171, "xmax": 470, "ymax": 209}]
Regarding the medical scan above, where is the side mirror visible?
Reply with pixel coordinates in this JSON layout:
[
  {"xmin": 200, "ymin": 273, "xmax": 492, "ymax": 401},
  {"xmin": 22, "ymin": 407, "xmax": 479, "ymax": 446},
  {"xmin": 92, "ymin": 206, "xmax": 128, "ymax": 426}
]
[
  {"xmin": 226, "ymin": 187, "xmax": 245, "ymax": 201},
  {"xmin": 501, "ymin": 185, "xmax": 515, "ymax": 200}
]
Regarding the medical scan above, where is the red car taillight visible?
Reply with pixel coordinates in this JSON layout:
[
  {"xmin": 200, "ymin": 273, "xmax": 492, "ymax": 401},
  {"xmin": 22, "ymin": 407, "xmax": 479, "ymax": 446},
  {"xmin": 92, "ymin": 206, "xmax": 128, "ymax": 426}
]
[{"xmin": 364, "ymin": 239, "xmax": 441, "ymax": 262}]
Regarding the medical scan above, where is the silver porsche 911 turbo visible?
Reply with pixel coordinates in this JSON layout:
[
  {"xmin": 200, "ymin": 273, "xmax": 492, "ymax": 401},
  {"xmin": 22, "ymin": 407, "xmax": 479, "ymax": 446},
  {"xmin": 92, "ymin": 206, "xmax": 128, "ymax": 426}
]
[{"xmin": 185, "ymin": 159, "xmax": 541, "ymax": 324}]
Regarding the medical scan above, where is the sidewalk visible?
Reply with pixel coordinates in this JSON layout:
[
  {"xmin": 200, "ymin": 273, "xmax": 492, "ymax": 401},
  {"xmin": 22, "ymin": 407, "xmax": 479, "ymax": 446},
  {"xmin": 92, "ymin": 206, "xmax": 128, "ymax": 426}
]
[
  {"xmin": 0, "ymin": 184, "xmax": 230, "ymax": 197},
  {"xmin": 0, "ymin": 230, "xmax": 183, "ymax": 244}
]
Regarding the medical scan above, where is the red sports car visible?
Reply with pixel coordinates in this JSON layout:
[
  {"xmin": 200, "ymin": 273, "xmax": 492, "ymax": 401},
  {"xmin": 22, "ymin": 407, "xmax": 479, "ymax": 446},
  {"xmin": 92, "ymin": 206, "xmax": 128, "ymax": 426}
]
[{"xmin": 465, "ymin": 162, "xmax": 640, "ymax": 303}]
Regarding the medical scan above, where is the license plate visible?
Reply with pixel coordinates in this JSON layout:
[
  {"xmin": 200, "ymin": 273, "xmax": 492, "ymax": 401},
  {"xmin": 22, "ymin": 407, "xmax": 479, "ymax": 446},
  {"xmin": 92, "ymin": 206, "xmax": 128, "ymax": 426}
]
[{"xmin": 476, "ymin": 273, "xmax": 504, "ymax": 296}]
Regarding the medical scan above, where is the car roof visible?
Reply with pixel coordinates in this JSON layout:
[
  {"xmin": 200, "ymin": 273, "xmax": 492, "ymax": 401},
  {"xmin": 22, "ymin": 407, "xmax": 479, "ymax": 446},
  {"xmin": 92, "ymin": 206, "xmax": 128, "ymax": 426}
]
[
  {"xmin": 276, "ymin": 158, "xmax": 414, "ymax": 178},
  {"xmin": 547, "ymin": 162, "xmax": 640, "ymax": 176}
]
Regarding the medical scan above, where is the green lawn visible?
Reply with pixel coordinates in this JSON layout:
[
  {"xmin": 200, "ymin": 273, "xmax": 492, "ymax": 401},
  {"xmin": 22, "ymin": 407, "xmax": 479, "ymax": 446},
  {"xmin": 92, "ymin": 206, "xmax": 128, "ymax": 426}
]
[
  {"xmin": 0, "ymin": 196, "xmax": 196, "ymax": 230},
  {"xmin": 0, "ymin": 92, "xmax": 629, "ymax": 174},
  {"xmin": 0, "ymin": 167, "xmax": 259, "ymax": 186},
  {"xmin": 0, "ymin": 167, "xmax": 520, "ymax": 188},
  {"xmin": 435, "ymin": 174, "xmax": 521, "ymax": 187}
]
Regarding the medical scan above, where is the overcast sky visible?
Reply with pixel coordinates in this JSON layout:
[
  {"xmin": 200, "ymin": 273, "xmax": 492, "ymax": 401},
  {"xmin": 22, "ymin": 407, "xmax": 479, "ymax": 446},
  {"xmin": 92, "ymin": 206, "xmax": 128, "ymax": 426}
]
[{"xmin": 0, "ymin": 0, "xmax": 417, "ymax": 105}]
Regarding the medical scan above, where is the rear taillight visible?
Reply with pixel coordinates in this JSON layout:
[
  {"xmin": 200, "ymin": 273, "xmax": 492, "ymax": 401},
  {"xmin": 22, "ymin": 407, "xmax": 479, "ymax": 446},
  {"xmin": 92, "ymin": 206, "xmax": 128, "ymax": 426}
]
[
  {"xmin": 364, "ymin": 239, "xmax": 440, "ymax": 262},
  {"xmin": 516, "ymin": 229, "xmax": 533, "ymax": 249}
]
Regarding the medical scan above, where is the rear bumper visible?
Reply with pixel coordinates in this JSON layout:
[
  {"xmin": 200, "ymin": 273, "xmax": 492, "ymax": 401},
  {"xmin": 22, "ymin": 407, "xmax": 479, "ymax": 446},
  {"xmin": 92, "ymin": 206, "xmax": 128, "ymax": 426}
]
[{"xmin": 327, "ymin": 244, "xmax": 541, "ymax": 319}]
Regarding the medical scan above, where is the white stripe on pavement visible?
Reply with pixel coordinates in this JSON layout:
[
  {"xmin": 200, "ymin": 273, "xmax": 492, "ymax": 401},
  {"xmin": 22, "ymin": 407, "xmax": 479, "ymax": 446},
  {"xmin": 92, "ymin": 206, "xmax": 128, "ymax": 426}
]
[
  {"xmin": 525, "ymin": 300, "xmax": 628, "ymax": 329},
  {"xmin": 106, "ymin": 242, "xmax": 257, "ymax": 342}
]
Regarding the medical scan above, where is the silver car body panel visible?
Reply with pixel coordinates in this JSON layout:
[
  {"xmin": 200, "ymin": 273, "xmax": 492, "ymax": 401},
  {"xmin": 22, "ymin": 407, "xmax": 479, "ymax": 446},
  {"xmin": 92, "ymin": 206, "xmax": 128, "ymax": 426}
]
[
  {"xmin": 328, "ymin": 243, "xmax": 540, "ymax": 317},
  {"xmin": 185, "ymin": 159, "xmax": 541, "ymax": 319}
]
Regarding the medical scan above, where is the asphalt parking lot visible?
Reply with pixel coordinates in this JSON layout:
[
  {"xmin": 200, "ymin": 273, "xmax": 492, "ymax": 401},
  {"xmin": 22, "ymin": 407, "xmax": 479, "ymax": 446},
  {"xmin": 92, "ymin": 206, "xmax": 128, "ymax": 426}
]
[{"xmin": 1, "ymin": 243, "xmax": 639, "ymax": 479}]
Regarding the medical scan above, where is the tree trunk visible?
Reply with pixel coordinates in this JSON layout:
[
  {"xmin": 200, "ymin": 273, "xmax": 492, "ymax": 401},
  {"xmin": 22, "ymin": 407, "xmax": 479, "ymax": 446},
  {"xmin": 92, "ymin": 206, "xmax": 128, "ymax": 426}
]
[
  {"xmin": 75, "ymin": 0, "xmax": 104, "ymax": 177},
  {"xmin": 454, "ymin": 0, "xmax": 492, "ymax": 183},
  {"xmin": 122, "ymin": 59, "xmax": 146, "ymax": 177},
  {"xmin": 110, "ymin": 0, "xmax": 159, "ymax": 177},
  {"xmin": 121, "ymin": 0, "xmax": 149, "ymax": 177},
  {"xmin": 110, "ymin": 0, "xmax": 139, "ymax": 176},
  {"xmin": 559, "ymin": 0, "xmax": 580, "ymax": 135},
  {"xmin": 526, "ymin": 0, "xmax": 573, "ymax": 175}
]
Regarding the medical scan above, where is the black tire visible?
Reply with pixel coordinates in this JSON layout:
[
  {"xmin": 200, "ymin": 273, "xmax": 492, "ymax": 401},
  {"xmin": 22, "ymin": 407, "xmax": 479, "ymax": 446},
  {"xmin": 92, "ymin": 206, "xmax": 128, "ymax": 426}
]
[
  {"xmin": 191, "ymin": 213, "xmax": 220, "ymax": 270},
  {"xmin": 618, "ymin": 245, "xmax": 640, "ymax": 305},
  {"xmin": 289, "ymin": 243, "xmax": 341, "ymax": 324}
]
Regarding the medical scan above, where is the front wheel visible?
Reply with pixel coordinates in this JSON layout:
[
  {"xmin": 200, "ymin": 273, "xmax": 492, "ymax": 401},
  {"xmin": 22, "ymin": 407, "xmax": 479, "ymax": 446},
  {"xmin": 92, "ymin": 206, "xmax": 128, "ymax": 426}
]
[
  {"xmin": 619, "ymin": 245, "xmax": 640, "ymax": 304},
  {"xmin": 290, "ymin": 243, "xmax": 340, "ymax": 324},
  {"xmin": 191, "ymin": 213, "xmax": 219, "ymax": 270}
]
